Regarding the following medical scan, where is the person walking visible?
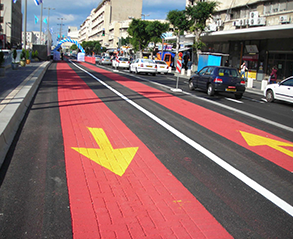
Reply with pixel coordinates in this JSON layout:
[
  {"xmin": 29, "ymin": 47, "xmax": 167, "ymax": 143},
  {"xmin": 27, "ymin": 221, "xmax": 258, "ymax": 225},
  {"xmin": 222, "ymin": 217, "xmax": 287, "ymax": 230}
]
[
  {"xmin": 240, "ymin": 62, "xmax": 248, "ymax": 80},
  {"xmin": 268, "ymin": 65, "xmax": 278, "ymax": 84}
]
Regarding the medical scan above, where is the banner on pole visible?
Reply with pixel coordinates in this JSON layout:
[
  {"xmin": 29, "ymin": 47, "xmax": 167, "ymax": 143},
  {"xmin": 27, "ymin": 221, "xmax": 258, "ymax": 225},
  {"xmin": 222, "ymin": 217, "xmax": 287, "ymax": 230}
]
[{"xmin": 34, "ymin": 0, "xmax": 42, "ymax": 6}]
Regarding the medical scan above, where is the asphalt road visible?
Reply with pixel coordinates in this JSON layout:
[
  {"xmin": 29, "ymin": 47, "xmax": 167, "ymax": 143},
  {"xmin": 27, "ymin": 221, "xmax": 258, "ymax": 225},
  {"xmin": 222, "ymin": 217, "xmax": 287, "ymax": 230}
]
[{"xmin": 1, "ymin": 60, "xmax": 292, "ymax": 238}]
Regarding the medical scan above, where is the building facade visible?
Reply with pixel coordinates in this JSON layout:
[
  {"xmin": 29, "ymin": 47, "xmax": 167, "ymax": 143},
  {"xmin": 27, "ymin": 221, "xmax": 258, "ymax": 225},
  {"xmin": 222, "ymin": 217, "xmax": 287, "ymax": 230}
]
[
  {"xmin": 21, "ymin": 31, "xmax": 45, "ymax": 49},
  {"xmin": 185, "ymin": 0, "xmax": 293, "ymax": 80},
  {"xmin": 79, "ymin": 0, "xmax": 143, "ymax": 49},
  {"xmin": 0, "ymin": 0, "xmax": 22, "ymax": 48}
]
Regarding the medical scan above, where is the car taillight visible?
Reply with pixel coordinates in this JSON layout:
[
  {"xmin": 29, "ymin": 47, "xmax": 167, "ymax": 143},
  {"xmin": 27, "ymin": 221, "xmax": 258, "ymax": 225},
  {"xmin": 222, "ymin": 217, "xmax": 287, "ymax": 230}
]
[
  {"xmin": 141, "ymin": 64, "xmax": 143, "ymax": 67},
  {"xmin": 240, "ymin": 80, "xmax": 246, "ymax": 85},
  {"xmin": 214, "ymin": 77, "xmax": 223, "ymax": 83},
  {"xmin": 155, "ymin": 65, "xmax": 157, "ymax": 68},
  {"xmin": 167, "ymin": 66, "xmax": 169, "ymax": 69}
]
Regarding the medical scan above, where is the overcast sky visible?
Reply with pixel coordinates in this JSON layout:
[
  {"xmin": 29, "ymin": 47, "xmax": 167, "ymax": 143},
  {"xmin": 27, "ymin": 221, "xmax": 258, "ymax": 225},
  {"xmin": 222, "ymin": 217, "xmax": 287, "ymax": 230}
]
[{"xmin": 24, "ymin": 0, "xmax": 186, "ymax": 40}]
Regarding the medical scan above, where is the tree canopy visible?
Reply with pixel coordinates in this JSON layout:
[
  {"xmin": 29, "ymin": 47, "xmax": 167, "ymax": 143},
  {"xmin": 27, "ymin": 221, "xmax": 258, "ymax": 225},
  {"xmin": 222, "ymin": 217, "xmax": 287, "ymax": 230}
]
[
  {"xmin": 81, "ymin": 41, "xmax": 103, "ymax": 55},
  {"xmin": 186, "ymin": 1, "xmax": 218, "ymax": 52},
  {"xmin": 127, "ymin": 19, "xmax": 169, "ymax": 57},
  {"xmin": 166, "ymin": 10, "xmax": 191, "ymax": 58}
]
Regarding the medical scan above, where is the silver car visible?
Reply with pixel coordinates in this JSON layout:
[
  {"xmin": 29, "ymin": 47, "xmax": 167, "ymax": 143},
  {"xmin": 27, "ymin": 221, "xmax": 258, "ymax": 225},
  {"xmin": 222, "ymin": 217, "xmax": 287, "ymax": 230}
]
[{"xmin": 98, "ymin": 56, "xmax": 111, "ymax": 65}]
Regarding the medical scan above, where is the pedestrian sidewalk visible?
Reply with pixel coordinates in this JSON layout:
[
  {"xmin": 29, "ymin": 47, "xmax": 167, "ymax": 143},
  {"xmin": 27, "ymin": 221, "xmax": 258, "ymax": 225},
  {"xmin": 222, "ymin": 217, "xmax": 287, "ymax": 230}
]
[{"xmin": 0, "ymin": 61, "xmax": 51, "ymax": 167}]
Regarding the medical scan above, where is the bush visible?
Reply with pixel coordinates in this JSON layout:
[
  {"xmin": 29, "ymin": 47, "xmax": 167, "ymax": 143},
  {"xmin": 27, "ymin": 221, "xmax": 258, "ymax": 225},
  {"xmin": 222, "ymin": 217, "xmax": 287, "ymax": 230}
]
[
  {"xmin": 20, "ymin": 49, "xmax": 26, "ymax": 60},
  {"xmin": 13, "ymin": 49, "xmax": 17, "ymax": 62},
  {"xmin": 26, "ymin": 50, "xmax": 30, "ymax": 60}
]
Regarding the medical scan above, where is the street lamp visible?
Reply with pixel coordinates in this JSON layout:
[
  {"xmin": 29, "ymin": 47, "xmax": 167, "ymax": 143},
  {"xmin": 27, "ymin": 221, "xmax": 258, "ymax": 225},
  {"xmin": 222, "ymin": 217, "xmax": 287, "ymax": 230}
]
[
  {"xmin": 57, "ymin": 18, "xmax": 66, "ymax": 41},
  {"xmin": 141, "ymin": 14, "xmax": 150, "ymax": 20},
  {"xmin": 44, "ymin": 7, "xmax": 55, "ymax": 33}
]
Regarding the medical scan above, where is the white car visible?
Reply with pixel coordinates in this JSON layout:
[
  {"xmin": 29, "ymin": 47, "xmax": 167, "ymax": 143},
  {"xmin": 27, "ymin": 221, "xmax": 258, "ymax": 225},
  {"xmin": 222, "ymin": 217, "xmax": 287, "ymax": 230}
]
[
  {"xmin": 264, "ymin": 76, "xmax": 293, "ymax": 103},
  {"xmin": 98, "ymin": 56, "xmax": 111, "ymax": 65},
  {"xmin": 154, "ymin": 60, "xmax": 169, "ymax": 74},
  {"xmin": 130, "ymin": 58, "xmax": 157, "ymax": 75},
  {"xmin": 112, "ymin": 57, "xmax": 130, "ymax": 69}
]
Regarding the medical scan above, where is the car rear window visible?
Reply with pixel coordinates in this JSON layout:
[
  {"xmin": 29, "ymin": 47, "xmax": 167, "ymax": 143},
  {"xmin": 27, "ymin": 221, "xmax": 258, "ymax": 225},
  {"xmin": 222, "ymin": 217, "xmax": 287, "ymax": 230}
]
[
  {"xmin": 141, "ymin": 59, "xmax": 154, "ymax": 63},
  {"xmin": 155, "ymin": 61, "xmax": 167, "ymax": 65},
  {"xmin": 119, "ymin": 58, "xmax": 129, "ymax": 61},
  {"xmin": 105, "ymin": 57, "xmax": 111, "ymax": 59},
  {"xmin": 218, "ymin": 68, "xmax": 239, "ymax": 77}
]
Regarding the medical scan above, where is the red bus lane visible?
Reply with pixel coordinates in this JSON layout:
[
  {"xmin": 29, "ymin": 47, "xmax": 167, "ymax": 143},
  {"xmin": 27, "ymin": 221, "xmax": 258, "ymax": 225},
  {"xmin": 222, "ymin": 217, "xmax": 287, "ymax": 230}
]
[
  {"xmin": 81, "ymin": 62, "xmax": 293, "ymax": 173},
  {"xmin": 57, "ymin": 62, "xmax": 232, "ymax": 238}
]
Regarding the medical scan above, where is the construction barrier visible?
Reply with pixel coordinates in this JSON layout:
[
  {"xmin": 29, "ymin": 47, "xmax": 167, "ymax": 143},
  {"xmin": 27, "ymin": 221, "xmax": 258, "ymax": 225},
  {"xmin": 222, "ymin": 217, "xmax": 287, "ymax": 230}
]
[{"xmin": 176, "ymin": 59, "xmax": 182, "ymax": 73}]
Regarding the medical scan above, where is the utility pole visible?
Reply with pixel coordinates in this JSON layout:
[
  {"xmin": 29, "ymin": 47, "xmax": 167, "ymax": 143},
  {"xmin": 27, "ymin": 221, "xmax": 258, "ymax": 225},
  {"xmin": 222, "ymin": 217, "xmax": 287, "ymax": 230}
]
[
  {"xmin": 39, "ymin": 2, "xmax": 43, "ymax": 44},
  {"xmin": 24, "ymin": 0, "xmax": 27, "ymax": 49},
  {"xmin": 57, "ymin": 18, "xmax": 66, "ymax": 41}
]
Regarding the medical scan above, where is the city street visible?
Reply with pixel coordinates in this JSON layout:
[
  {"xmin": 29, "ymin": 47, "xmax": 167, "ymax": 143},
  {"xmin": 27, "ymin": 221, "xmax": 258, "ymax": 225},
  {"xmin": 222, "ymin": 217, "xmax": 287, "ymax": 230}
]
[{"xmin": 0, "ymin": 60, "xmax": 293, "ymax": 238}]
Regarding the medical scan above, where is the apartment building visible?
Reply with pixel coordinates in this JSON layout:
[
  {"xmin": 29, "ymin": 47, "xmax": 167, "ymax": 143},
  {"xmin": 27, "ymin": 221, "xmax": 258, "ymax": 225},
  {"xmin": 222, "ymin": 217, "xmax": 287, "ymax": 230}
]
[
  {"xmin": 0, "ymin": 0, "xmax": 22, "ymax": 48},
  {"xmin": 79, "ymin": 0, "xmax": 143, "ymax": 49},
  {"xmin": 21, "ymin": 31, "xmax": 45, "ymax": 49},
  {"xmin": 185, "ymin": 0, "xmax": 293, "ymax": 80}
]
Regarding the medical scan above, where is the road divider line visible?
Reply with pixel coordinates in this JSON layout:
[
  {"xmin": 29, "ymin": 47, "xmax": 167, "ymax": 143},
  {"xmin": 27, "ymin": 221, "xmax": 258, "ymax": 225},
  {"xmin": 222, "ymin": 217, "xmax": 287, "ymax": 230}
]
[
  {"xmin": 72, "ymin": 61, "xmax": 293, "ymax": 218},
  {"xmin": 98, "ymin": 64, "xmax": 293, "ymax": 133}
]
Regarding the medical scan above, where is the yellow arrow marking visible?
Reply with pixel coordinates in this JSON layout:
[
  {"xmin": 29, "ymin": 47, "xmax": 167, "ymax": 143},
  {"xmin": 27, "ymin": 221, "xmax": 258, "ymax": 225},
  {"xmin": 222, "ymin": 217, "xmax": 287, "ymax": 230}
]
[
  {"xmin": 72, "ymin": 128, "xmax": 138, "ymax": 176},
  {"xmin": 240, "ymin": 131, "xmax": 293, "ymax": 158}
]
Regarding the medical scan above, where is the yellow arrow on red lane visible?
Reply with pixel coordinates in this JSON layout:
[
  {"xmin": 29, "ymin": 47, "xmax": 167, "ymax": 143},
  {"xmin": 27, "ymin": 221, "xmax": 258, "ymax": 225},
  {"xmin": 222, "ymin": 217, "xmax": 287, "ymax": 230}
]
[
  {"xmin": 240, "ymin": 131, "xmax": 293, "ymax": 158},
  {"xmin": 72, "ymin": 127, "xmax": 138, "ymax": 176}
]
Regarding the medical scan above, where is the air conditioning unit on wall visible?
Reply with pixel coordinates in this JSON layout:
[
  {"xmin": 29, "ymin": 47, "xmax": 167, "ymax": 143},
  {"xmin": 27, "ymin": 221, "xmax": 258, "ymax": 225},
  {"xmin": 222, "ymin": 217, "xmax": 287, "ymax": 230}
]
[
  {"xmin": 249, "ymin": 17, "xmax": 266, "ymax": 26},
  {"xmin": 280, "ymin": 15, "xmax": 290, "ymax": 23},
  {"xmin": 249, "ymin": 11, "xmax": 259, "ymax": 19}
]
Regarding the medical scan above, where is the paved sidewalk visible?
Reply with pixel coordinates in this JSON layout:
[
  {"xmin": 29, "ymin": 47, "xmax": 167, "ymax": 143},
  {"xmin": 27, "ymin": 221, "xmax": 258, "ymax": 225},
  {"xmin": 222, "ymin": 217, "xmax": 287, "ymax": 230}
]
[{"xmin": 0, "ymin": 61, "xmax": 51, "ymax": 167}]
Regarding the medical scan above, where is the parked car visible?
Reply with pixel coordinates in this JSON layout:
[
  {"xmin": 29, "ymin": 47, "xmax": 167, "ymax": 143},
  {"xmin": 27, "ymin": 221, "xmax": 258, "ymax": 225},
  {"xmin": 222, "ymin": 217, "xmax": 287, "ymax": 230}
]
[
  {"xmin": 264, "ymin": 76, "xmax": 293, "ymax": 103},
  {"xmin": 129, "ymin": 58, "xmax": 157, "ymax": 75},
  {"xmin": 112, "ymin": 57, "xmax": 130, "ymax": 69},
  {"xmin": 154, "ymin": 60, "xmax": 169, "ymax": 74},
  {"xmin": 95, "ymin": 55, "xmax": 101, "ymax": 63},
  {"xmin": 98, "ymin": 56, "xmax": 111, "ymax": 65},
  {"xmin": 188, "ymin": 66, "xmax": 246, "ymax": 99}
]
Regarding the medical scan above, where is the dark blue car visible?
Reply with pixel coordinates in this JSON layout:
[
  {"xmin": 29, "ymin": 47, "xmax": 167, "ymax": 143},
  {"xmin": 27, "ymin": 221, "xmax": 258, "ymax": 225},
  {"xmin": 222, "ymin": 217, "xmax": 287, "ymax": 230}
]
[{"xmin": 188, "ymin": 66, "xmax": 246, "ymax": 99}]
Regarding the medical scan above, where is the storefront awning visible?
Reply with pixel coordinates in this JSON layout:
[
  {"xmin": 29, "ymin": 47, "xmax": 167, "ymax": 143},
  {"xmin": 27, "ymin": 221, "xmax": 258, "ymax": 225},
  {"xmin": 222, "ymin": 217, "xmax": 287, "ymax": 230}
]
[{"xmin": 201, "ymin": 23, "xmax": 293, "ymax": 42}]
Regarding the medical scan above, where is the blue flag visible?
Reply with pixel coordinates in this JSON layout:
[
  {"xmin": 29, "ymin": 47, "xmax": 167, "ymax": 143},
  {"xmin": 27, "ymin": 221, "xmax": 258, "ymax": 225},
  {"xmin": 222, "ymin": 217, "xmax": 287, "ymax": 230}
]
[
  {"xmin": 34, "ymin": 0, "xmax": 42, "ymax": 6},
  {"xmin": 13, "ymin": 0, "xmax": 17, "ymax": 3},
  {"xmin": 34, "ymin": 15, "xmax": 39, "ymax": 24},
  {"xmin": 43, "ymin": 18, "xmax": 47, "ymax": 24}
]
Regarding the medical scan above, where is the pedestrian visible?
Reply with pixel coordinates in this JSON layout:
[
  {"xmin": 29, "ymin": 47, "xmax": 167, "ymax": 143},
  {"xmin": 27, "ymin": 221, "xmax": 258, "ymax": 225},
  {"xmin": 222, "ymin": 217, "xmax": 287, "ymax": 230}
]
[
  {"xmin": 268, "ymin": 65, "xmax": 278, "ymax": 84},
  {"xmin": 224, "ymin": 60, "xmax": 229, "ymax": 67},
  {"xmin": 240, "ymin": 62, "xmax": 248, "ymax": 80},
  {"xmin": 184, "ymin": 52, "xmax": 189, "ymax": 71}
]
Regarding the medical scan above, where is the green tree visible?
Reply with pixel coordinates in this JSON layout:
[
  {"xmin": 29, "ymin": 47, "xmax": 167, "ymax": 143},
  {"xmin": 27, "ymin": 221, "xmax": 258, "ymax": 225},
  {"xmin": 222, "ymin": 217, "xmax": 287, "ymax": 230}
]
[
  {"xmin": 81, "ymin": 41, "xmax": 102, "ymax": 55},
  {"xmin": 127, "ymin": 18, "xmax": 152, "ymax": 57},
  {"xmin": 70, "ymin": 44, "xmax": 78, "ymax": 51},
  {"xmin": 186, "ymin": 1, "xmax": 218, "ymax": 63},
  {"xmin": 146, "ymin": 20, "xmax": 169, "ymax": 58},
  {"xmin": 127, "ymin": 19, "xmax": 170, "ymax": 58},
  {"xmin": 167, "ymin": 10, "xmax": 191, "ymax": 60}
]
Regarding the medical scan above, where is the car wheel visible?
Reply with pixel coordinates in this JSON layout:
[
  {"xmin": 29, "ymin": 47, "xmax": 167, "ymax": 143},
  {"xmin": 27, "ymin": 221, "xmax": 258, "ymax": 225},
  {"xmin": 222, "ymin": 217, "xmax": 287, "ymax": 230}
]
[
  {"xmin": 207, "ymin": 83, "xmax": 215, "ymax": 96},
  {"xmin": 152, "ymin": 73, "xmax": 156, "ymax": 76},
  {"xmin": 135, "ymin": 68, "xmax": 139, "ymax": 74},
  {"xmin": 188, "ymin": 80, "xmax": 194, "ymax": 90},
  {"xmin": 266, "ymin": 89, "xmax": 274, "ymax": 102},
  {"xmin": 235, "ymin": 93, "xmax": 243, "ymax": 100}
]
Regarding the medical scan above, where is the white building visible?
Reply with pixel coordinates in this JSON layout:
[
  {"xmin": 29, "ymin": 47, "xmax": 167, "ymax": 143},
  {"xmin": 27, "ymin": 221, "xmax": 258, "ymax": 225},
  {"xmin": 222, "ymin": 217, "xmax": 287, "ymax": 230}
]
[{"xmin": 79, "ymin": 0, "xmax": 143, "ymax": 49}]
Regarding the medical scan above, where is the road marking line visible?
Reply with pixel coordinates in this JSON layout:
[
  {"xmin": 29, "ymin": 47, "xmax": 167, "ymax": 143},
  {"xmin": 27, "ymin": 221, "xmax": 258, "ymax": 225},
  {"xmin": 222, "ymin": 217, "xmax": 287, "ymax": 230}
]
[
  {"xmin": 99, "ymin": 65, "xmax": 293, "ymax": 133},
  {"xmin": 225, "ymin": 98, "xmax": 243, "ymax": 104},
  {"xmin": 72, "ymin": 61, "xmax": 293, "ymax": 217}
]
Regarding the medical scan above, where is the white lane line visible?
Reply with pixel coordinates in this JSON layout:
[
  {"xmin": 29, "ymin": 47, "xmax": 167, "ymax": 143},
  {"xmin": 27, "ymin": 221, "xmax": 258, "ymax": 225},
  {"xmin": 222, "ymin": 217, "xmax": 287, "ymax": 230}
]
[
  {"xmin": 225, "ymin": 98, "xmax": 243, "ymax": 104},
  {"xmin": 92, "ymin": 64, "xmax": 293, "ymax": 133},
  {"xmin": 72, "ymin": 61, "xmax": 293, "ymax": 217}
]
